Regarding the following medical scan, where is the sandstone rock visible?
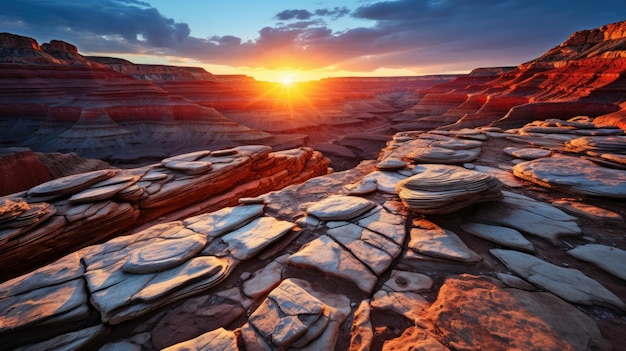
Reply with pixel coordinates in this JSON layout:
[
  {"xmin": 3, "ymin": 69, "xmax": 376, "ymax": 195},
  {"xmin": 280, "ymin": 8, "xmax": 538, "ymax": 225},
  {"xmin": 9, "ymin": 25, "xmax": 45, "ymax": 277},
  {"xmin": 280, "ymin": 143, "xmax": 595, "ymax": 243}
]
[
  {"xmin": 161, "ymin": 327, "xmax": 238, "ymax": 351},
  {"xmin": 407, "ymin": 219, "xmax": 481, "ymax": 263},
  {"xmin": 495, "ymin": 272, "xmax": 537, "ymax": 290},
  {"xmin": 151, "ymin": 295, "xmax": 245, "ymax": 349},
  {"xmin": 307, "ymin": 195, "xmax": 377, "ymax": 221},
  {"xmin": 568, "ymin": 244, "xmax": 626, "ymax": 281},
  {"xmin": 406, "ymin": 146, "xmax": 481, "ymax": 163},
  {"xmin": 121, "ymin": 233, "xmax": 207, "ymax": 274},
  {"xmin": 376, "ymin": 158, "xmax": 407, "ymax": 170},
  {"xmin": 552, "ymin": 199, "xmax": 623, "ymax": 224},
  {"xmin": 220, "ymin": 216, "xmax": 294, "ymax": 260},
  {"xmin": 243, "ymin": 255, "xmax": 287, "ymax": 298},
  {"xmin": 348, "ymin": 300, "xmax": 373, "ymax": 351},
  {"xmin": 370, "ymin": 290, "xmax": 430, "ymax": 322},
  {"xmin": 475, "ymin": 191, "xmax": 580, "ymax": 243},
  {"xmin": 396, "ymin": 164, "xmax": 502, "ymax": 215},
  {"xmin": 491, "ymin": 249, "xmax": 625, "ymax": 310},
  {"xmin": 382, "ymin": 326, "xmax": 448, "ymax": 351},
  {"xmin": 425, "ymin": 274, "xmax": 610, "ymax": 351},
  {"xmin": 513, "ymin": 155, "xmax": 626, "ymax": 198},
  {"xmin": 343, "ymin": 177, "xmax": 378, "ymax": 195},
  {"xmin": 368, "ymin": 171, "xmax": 408, "ymax": 194},
  {"xmin": 243, "ymin": 278, "xmax": 350, "ymax": 350},
  {"xmin": 27, "ymin": 169, "xmax": 117, "ymax": 201},
  {"xmin": 184, "ymin": 204, "xmax": 264, "ymax": 238},
  {"xmin": 288, "ymin": 235, "xmax": 378, "ymax": 293},
  {"xmin": 13, "ymin": 325, "xmax": 109, "ymax": 351},
  {"xmin": 503, "ymin": 146, "xmax": 551, "ymax": 160},
  {"xmin": 382, "ymin": 270, "xmax": 433, "ymax": 292},
  {"xmin": 460, "ymin": 222, "xmax": 535, "ymax": 252},
  {"xmin": 163, "ymin": 160, "xmax": 213, "ymax": 175},
  {"xmin": 472, "ymin": 165, "xmax": 525, "ymax": 188}
]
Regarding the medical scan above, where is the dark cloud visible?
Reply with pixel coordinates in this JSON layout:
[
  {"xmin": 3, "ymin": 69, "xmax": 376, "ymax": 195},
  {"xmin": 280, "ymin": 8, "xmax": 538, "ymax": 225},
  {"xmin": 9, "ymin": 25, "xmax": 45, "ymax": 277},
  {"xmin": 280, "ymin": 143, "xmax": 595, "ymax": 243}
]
[
  {"xmin": 315, "ymin": 7, "xmax": 350, "ymax": 19},
  {"xmin": 1, "ymin": 0, "xmax": 625, "ymax": 74},
  {"xmin": 274, "ymin": 9, "xmax": 313, "ymax": 21}
]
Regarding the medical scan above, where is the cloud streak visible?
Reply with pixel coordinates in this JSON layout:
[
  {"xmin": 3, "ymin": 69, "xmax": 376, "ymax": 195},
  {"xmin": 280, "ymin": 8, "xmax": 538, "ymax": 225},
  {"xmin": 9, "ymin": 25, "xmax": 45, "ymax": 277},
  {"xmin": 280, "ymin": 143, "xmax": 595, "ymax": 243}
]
[{"xmin": 1, "ymin": 0, "xmax": 625, "ymax": 74}]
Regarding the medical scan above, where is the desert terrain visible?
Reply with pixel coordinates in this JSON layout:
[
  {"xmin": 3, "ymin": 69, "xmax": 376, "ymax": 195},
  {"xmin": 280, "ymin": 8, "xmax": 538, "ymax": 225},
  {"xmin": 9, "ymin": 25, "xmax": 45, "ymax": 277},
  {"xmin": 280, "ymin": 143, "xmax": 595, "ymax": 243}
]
[{"xmin": 0, "ymin": 20, "xmax": 625, "ymax": 350}]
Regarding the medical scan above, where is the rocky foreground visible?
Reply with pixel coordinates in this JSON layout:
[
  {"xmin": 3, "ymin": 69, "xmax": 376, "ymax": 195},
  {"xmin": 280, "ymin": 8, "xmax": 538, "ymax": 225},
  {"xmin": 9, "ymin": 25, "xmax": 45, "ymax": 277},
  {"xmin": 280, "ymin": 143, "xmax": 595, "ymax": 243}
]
[{"xmin": 1, "ymin": 117, "xmax": 625, "ymax": 350}]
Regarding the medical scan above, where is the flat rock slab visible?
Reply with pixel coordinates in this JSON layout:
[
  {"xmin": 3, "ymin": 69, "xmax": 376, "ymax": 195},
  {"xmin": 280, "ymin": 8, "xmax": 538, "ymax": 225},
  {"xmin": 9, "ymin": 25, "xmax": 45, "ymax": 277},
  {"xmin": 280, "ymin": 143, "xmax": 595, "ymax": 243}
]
[
  {"xmin": 382, "ymin": 270, "xmax": 433, "ymax": 293},
  {"xmin": 122, "ymin": 233, "xmax": 207, "ymax": 274},
  {"xmin": 568, "ymin": 244, "xmax": 626, "ymax": 281},
  {"xmin": 551, "ymin": 199, "xmax": 623, "ymax": 224},
  {"xmin": 184, "ymin": 204, "xmax": 264, "ymax": 238},
  {"xmin": 396, "ymin": 164, "xmax": 502, "ymax": 215},
  {"xmin": 164, "ymin": 161, "xmax": 213, "ymax": 175},
  {"xmin": 475, "ymin": 191, "xmax": 580, "ymax": 243},
  {"xmin": 503, "ymin": 146, "xmax": 551, "ymax": 160},
  {"xmin": 221, "ymin": 216, "xmax": 294, "ymax": 260},
  {"xmin": 513, "ymin": 155, "xmax": 626, "ymax": 198},
  {"xmin": 460, "ymin": 222, "xmax": 535, "ymax": 252},
  {"xmin": 383, "ymin": 326, "xmax": 448, "ymax": 351},
  {"xmin": 376, "ymin": 158, "xmax": 407, "ymax": 170},
  {"xmin": 424, "ymin": 274, "xmax": 611, "ymax": 351},
  {"xmin": 473, "ymin": 165, "xmax": 525, "ymax": 188},
  {"xmin": 408, "ymin": 219, "xmax": 481, "ymax": 263},
  {"xmin": 27, "ymin": 169, "xmax": 117, "ymax": 199},
  {"xmin": 162, "ymin": 327, "xmax": 237, "ymax": 351},
  {"xmin": 491, "ymin": 249, "xmax": 625, "ymax": 310},
  {"xmin": 243, "ymin": 278, "xmax": 350, "ymax": 350},
  {"xmin": 368, "ymin": 171, "xmax": 408, "ymax": 194},
  {"xmin": 307, "ymin": 195, "xmax": 377, "ymax": 221},
  {"xmin": 371, "ymin": 290, "xmax": 430, "ymax": 322},
  {"xmin": 406, "ymin": 146, "xmax": 481, "ymax": 163},
  {"xmin": 288, "ymin": 235, "xmax": 378, "ymax": 293}
]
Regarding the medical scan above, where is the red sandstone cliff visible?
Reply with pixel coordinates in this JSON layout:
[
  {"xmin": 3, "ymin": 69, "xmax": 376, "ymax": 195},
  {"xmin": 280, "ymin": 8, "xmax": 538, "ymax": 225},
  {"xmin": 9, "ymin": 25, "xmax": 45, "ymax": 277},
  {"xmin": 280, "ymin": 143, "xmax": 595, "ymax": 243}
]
[{"xmin": 406, "ymin": 21, "xmax": 626, "ymax": 130}]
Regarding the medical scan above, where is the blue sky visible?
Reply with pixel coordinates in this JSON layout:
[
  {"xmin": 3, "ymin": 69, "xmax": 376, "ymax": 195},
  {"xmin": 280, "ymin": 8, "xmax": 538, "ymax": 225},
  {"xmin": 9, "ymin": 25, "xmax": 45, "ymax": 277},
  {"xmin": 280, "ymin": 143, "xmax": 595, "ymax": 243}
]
[{"xmin": 1, "ymin": 1, "xmax": 625, "ymax": 81}]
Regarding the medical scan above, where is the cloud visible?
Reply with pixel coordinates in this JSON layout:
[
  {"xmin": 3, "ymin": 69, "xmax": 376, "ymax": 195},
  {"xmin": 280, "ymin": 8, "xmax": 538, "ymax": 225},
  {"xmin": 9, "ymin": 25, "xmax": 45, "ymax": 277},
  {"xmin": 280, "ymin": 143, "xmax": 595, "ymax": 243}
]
[
  {"xmin": 1, "ymin": 0, "xmax": 625, "ymax": 74},
  {"xmin": 275, "ymin": 9, "xmax": 313, "ymax": 21}
]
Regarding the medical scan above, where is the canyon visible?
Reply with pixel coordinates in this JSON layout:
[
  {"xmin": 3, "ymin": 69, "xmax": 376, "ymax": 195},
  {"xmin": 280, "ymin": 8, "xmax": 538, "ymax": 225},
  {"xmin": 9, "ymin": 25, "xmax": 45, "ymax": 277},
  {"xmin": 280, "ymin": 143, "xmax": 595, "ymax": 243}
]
[{"xmin": 0, "ymin": 20, "xmax": 626, "ymax": 351}]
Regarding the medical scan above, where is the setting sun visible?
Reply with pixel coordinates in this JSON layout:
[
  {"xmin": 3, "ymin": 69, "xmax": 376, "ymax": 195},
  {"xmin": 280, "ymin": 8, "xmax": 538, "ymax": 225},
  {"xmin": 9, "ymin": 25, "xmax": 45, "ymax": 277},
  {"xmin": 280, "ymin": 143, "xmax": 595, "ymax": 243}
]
[{"xmin": 281, "ymin": 75, "xmax": 294, "ymax": 86}]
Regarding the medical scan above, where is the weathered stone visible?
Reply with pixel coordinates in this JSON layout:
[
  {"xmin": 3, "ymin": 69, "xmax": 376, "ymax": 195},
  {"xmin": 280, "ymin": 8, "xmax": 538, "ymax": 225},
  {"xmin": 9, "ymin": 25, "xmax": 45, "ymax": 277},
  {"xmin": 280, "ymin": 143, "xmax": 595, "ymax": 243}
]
[
  {"xmin": 368, "ymin": 171, "xmax": 408, "ymax": 194},
  {"xmin": 370, "ymin": 290, "xmax": 429, "ymax": 322},
  {"xmin": 327, "ymin": 223, "xmax": 396, "ymax": 276},
  {"xmin": 407, "ymin": 219, "xmax": 481, "ymax": 263},
  {"xmin": 13, "ymin": 325, "xmax": 109, "ymax": 351},
  {"xmin": 382, "ymin": 326, "xmax": 448, "ymax": 351},
  {"xmin": 503, "ymin": 146, "xmax": 551, "ymax": 159},
  {"xmin": 396, "ymin": 164, "xmax": 502, "ymax": 215},
  {"xmin": 377, "ymin": 158, "xmax": 407, "ymax": 170},
  {"xmin": 307, "ymin": 195, "xmax": 377, "ymax": 221},
  {"xmin": 163, "ymin": 160, "xmax": 213, "ymax": 175},
  {"xmin": 343, "ymin": 177, "xmax": 378, "ymax": 195},
  {"xmin": 220, "ymin": 216, "xmax": 294, "ymax": 260},
  {"xmin": 288, "ymin": 235, "xmax": 378, "ymax": 293},
  {"xmin": 513, "ymin": 155, "xmax": 626, "ymax": 198},
  {"xmin": 184, "ymin": 204, "xmax": 264, "ymax": 238},
  {"xmin": 568, "ymin": 244, "xmax": 626, "ymax": 281},
  {"xmin": 472, "ymin": 164, "xmax": 525, "ymax": 188},
  {"xmin": 460, "ymin": 222, "xmax": 535, "ymax": 252},
  {"xmin": 552, "ymin": 199, "xmax": 623, "ymax": 224},
  {"xmin": 426, "ymin": 274, "xmax": 610, "ymax": 351},
  {"xmin": 348, "ymin": 300, "xmax": 373, "ymax": 351},
  {"xmin": 27, "ymin": 169, "xmax": 117, "ymax": 199},
  {"xmin": 495, "ymin": 272, "xmax": 537, "ymax": 291},
  {"xmin": 121, "ymin": 233, "xmax": 208, "ymax": 274},
  {"xmin": 406, "ymin": 146, "xmax": 481, "ymax": 163},
  {"xmin": 67, "ymin": 181, "xmax": 133, "ymax": 203},
  {"xmin": 161, "ymin": 327, "xmax": 238, "ymax": 351},
  {"xmin": 162, "ymin": 150, "xmax": 212, "ymax": 163},
  {"xmin": 243, "ymin": 255, "xmax": 287, "ymax": 298},
  {"xmin": 382, "ymin": 270, "xmax": 433, "ymax": 292},
  {"xmin": 475, "ymin": 191, "xmax": 580, "ymax": 243},
  {"xmin": 491, "ymin": 249, "xmax": 625, "ymax": 310}
]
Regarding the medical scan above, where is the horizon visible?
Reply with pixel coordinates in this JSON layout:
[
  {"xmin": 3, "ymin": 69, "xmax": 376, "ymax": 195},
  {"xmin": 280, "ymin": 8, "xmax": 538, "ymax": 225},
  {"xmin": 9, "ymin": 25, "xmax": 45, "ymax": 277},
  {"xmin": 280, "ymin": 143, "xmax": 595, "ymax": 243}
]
[{"xmin": 2, "ymin": 1, "xmax": 625, "ymax": 81}]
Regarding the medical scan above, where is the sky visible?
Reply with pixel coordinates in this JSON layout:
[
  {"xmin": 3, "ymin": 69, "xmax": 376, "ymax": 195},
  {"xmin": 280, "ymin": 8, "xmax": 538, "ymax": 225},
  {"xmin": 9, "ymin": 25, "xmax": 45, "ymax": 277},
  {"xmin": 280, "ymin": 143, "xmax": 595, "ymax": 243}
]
[{"xmin": 1, "ymin": 0, "xmax": 625, "ymax": 81}]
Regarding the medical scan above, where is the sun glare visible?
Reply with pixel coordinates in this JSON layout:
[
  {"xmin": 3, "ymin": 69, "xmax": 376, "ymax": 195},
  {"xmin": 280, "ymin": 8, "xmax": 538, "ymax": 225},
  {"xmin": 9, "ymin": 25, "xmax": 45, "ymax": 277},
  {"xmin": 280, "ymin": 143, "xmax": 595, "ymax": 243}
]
[{"xmin": 281, "ymin": 75, "xmax": 294, "ymax": 86}]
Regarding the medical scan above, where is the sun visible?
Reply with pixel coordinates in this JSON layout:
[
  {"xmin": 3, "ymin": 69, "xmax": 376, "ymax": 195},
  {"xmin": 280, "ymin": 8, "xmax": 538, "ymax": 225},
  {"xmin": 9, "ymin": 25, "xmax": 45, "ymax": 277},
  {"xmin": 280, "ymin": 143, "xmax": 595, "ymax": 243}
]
[{"xmin": 281, "ymin": 75, "xmax": 294, "ymax": 86}]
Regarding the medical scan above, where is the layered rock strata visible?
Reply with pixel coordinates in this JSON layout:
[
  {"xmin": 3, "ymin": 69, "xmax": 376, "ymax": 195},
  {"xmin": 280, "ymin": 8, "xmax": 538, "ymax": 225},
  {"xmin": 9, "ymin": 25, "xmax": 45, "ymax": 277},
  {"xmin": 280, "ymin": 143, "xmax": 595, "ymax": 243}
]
[{"xmin": 0, "ymin": 145, "xmax": 329, "ymax": 281}]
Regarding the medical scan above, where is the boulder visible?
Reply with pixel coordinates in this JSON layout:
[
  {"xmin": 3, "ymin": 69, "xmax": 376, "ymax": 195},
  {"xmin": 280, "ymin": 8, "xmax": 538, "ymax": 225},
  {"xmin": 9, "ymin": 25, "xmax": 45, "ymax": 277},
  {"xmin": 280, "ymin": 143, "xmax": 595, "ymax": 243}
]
[{"xmin": 396, "ymin": 164, "xmax": 502, "ymax": 215}]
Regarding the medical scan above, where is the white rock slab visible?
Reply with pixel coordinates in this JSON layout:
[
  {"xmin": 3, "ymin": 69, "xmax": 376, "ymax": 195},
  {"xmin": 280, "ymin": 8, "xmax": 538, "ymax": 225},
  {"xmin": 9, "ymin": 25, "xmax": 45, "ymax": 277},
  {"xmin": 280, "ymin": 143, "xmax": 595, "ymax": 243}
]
[
  {"xmin": 513, "ymin": 155, "xmax": 626, "ymax": 198},
  {"xmin": 370, "ymin": 290, "xmax": 430, "ymax": 322},
  {"xmin": 183, "ymin": 204, "xmax": 264, "ymax": 238},
  {"xmin": 475, "ymin": 191, "xmax": 580, "ymax": 243},
  {"xmin": 307, "ymin": 195, "xmax": 377, "ymax": 221},
  {"xmin": 288, "ymin": 235, "xmax": 378, "ymax": 293},
  {"xmin": 491, "ymin": 249, "xmax": 625, "ymax": 310},
  {"xmin": 460, "ymin": 222, "xmax": 535, "ymax": 252},
  {"xmin": 408, "ymin": 220, "xmax": 481, "ymax": 263},
  {"xmin": 122, "ymin": 233, "xmax": 208, "ymax": 273},
  {"xmin": 551, "ymin": 200, "xmax": 623, "ymax": 224},
  {"xmin": 503, "ymin": 147, "xmax": 551, "ymax": 160},
  {"xmin": 382, "ymin": 270, "xmax": 433, "ymax": 292},
  {"xmin": 568, "ymin": 244, "xmax": 626, "ymax": 281},
  {"xmin": 368, "ymin": 171, "xmax": 408, "ymax": 194},
  {"xmin": 162, "ymin": 327, "xmax": 238, "ymax": 351},
  {"xmin": 221, "ymin": 216, "xmax": 294, "ymax": 260}
]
